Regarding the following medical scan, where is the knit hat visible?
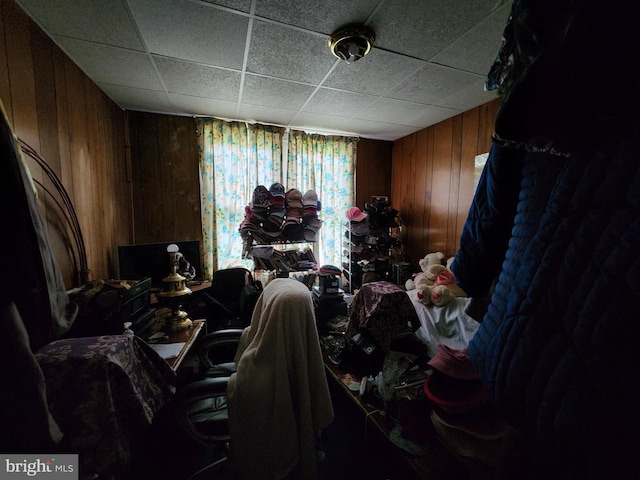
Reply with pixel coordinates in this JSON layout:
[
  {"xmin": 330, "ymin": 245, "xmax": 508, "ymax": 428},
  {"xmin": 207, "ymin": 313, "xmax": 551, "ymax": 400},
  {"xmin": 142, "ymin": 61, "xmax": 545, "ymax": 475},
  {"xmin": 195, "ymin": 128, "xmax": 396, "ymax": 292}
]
[{"xmin": 269, "ymin": 182, "xmax": 285, "ymax": 197}]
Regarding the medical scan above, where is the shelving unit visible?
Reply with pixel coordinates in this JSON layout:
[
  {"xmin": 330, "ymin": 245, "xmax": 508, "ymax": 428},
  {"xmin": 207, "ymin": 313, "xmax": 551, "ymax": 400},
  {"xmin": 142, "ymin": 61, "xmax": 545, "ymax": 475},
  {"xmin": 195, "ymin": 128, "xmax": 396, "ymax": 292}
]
[
  {"xmin": 342, "ymin": 200, "xmax": 403, "ymax": 293},
  {"xmin": 239, "ymin": 184, "xmax": 322, "ymax": 278},
  {"xmin": 245, "ymin": 241, "xmax": 317, "ymax": 274}
]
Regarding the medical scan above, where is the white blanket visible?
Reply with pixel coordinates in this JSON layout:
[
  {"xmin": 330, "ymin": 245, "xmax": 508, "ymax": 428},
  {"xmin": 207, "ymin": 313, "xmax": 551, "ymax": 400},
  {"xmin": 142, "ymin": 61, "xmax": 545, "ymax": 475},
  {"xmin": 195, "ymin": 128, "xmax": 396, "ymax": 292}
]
[
  {"xmin": 406, "ymin": 290, "xmax": 480, "ymax": 358},
  {"xmin": 227, "ymin": 278, "xmax": 334, "ymax": 480}
]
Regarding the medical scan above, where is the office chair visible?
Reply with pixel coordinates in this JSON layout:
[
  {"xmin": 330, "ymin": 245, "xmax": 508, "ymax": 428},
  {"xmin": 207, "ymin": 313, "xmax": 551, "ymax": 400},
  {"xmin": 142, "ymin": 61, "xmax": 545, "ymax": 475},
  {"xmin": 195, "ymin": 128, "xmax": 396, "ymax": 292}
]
[
  {"xmin": 199, "ymin": 267, "xmax": 262, "ymax": 331},
  {"xmin": 197, "ymin": 328, "xmax": 244, "ymax": 378},
  {"xmin": 154, "ymin": 279, "xmax": 333, "ymax": 480},
  {"xmin": 143, "ymin": 330, "xmax": 243, "ymax": 480}
]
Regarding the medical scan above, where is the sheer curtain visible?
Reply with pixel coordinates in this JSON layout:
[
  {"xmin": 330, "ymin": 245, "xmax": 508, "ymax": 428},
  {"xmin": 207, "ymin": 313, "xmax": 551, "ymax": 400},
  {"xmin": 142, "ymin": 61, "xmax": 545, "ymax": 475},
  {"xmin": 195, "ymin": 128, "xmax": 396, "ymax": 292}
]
[
  {"xmin": 285, "ymin": 130, "xmax": 358, "ymax": 267},
  {"xmin": 197, "ymin": 118, "xmax": 283, "ymax": 279},
  {"xmin": 197, "ymin": 118, "xmax": 357, "ymax": 278}
]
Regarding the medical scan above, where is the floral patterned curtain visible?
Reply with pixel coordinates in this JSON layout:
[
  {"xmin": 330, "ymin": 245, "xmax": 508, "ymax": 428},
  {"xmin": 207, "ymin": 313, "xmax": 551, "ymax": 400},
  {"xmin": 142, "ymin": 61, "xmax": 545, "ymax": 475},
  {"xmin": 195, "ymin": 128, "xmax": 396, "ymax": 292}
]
[
  {"xmin": 285, "ymin": 130, "xmax": 357, "ymax": 267},
  {"xmin": 197, "ymin": 118, "xmax": 284, "ymax": 279},
  {"xmin": 197, "ymin": 118, "xmax": 357, "ymax": 278}
]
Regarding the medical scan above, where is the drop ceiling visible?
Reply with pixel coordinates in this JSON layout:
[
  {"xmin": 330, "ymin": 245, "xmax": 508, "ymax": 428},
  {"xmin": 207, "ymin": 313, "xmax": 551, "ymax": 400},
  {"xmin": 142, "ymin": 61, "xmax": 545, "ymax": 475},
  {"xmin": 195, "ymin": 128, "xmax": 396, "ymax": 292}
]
[{"xmin": 16, "ymin": 0, "xmax": 509, "ymax": 141}]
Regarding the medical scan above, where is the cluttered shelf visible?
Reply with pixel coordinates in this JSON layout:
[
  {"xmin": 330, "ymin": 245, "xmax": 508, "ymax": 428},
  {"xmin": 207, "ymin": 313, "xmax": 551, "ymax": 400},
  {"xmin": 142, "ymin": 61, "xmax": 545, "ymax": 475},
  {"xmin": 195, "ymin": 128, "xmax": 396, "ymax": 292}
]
[
  {"xmin": 342, "ymin": 199, "xmax": 405, "ymax": 293},
  {"xmin": 321, "ymin": 350, "xmax": 469, "ymax": 480},
  {"xmin": 317, "ymin": 280, "xmax": 504, "ymax": 480}
]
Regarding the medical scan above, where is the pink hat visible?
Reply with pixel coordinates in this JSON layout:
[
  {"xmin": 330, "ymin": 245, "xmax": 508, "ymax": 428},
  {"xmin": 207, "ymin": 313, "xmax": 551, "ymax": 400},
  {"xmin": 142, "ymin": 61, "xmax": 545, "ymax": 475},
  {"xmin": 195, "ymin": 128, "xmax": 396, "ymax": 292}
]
[
  {"xmin": 427, "ymin": 344, "xmax": 478, "ymax": 380},
  {"xmin": 346, "ymin": 206, "xmax": 367, "ymax": 222}
]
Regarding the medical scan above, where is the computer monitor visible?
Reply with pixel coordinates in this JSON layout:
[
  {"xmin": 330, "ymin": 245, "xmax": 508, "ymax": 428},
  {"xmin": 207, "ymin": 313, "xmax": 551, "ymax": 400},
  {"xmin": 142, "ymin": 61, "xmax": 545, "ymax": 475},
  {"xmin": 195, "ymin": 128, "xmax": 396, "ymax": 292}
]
[{"xmin": 117, "ymin": 240, "xmax": 202, "ymax": 290}]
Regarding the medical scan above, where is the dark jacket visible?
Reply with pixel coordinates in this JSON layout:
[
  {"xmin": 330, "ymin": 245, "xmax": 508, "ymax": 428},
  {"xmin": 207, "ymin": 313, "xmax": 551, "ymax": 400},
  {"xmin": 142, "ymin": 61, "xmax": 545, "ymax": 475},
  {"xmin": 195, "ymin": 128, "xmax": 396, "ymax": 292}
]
[
  {"xmin": 452, "ymin": 2, "xmax": 640, "ymax": 477},
  {"xmin": 452, "ymin": 130, "xmax": 640, "ymax": 478}
]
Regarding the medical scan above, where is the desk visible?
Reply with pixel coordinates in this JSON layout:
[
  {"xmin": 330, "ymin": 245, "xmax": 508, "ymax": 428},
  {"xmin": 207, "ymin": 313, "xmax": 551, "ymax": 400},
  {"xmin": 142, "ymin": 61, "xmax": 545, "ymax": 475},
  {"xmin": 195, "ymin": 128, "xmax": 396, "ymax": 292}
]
[
  {"xmin": 323, "ymin": 352, "xmax": 469, "ymax": 480},
  {"xmin": 151, "ymin": 281, "xmax": 212, "ymax": 304},
  {"xmin": 150, "ymin": 319, "xmax": 205, "ymax": 372}
]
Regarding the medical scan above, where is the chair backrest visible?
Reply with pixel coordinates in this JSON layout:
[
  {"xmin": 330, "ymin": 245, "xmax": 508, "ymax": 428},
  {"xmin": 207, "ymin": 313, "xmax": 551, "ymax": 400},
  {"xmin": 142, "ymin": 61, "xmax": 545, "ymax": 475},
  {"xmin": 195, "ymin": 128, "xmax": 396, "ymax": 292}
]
[{"xmin": 206, "ymin": 267, "xmax": 260, "ymax": 329}]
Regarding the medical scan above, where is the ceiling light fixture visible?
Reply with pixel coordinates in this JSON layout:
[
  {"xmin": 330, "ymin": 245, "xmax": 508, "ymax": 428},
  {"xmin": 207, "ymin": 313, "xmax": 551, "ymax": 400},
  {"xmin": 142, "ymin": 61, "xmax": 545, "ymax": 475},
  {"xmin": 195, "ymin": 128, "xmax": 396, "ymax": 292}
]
[{"xmin": 328, "ymin": 24, "xmax": 375, "ymax": 64}]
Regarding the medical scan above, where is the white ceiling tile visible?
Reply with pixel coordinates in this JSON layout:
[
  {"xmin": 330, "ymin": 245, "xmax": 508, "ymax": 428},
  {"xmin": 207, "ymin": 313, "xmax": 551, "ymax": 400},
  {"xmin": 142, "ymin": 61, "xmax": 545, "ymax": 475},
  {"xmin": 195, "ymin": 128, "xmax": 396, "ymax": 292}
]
[
  {"xmin": 168, "ymin": 93, "xmax": 238, "ymax": 118},
  {"xmin": 302, "ymin": 88, "xmax": 377, "ymax": 117},
  {"xmin": 54, "ymin": 37, "xmax": 163, "ymax": 90},
  {"xmin": 236, "ymin": 104, "xmax": 298, "ymax": 126},
  {"xmin": 18, "ymin": 0, "xmax": 507, "ymax": 141},
  {"xmin": 200, "ymin": 0, "xmax": 252, "ymax": 13},
  {"xmin": 323, "ymin": 49, "xmax": 426, "ymax": 96},
  {"xmin": 289, "ymin": 111, "xmax": 353, "ymax": 133},
  {"xmin": 432, "ymin": 2, "xmax": 511, "ymax": 75},
  {"xmin": 254, "ymin": 0, "xmax": 380, "ymax": 34},
  {"xmin": 370, "ymin": 0, "xmax": 501, "ymax": 61},
  {"xmin": 434, "ymin": 77, "xmax": 499, "ymax": 110},
  {"xmin": 99, "ymin": 84, "xmax": 174, "ymax": 112},
  {"xmin": 386, "ymin": 64, "xmax": 482, "ymax": 105},
  {"xmin": 154, "ymin": 57, "xmax": 241, "ymax": 101},
  {"xmin": 344, "ymin": 118, "xmax": 421, "ymax": 142},
  {"xmin": 128, "ymin": 0, "xmax": 249, "ymax": 69},
  {"xmin": 247, "ymin": 20, "xmax": 336, "ymax": 84},
  {"xmin": 356, "ymin": 98, "xmax": 460, "ymax": 127},
  {"xmin": 17, "ymin": 0, "xmax": 144, "ymax": 50},
  {"xmin": 241, "ymin": 75, "xmax": 315, "ymax": 110}
]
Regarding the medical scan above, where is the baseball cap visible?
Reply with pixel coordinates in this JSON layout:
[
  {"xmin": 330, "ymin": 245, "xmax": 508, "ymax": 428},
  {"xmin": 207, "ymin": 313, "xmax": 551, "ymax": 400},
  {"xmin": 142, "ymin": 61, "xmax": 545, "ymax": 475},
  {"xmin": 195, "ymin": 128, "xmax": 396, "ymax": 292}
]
[{"xmin": 346, "ymin": 206, "xmax": 367, "ymax": 222}]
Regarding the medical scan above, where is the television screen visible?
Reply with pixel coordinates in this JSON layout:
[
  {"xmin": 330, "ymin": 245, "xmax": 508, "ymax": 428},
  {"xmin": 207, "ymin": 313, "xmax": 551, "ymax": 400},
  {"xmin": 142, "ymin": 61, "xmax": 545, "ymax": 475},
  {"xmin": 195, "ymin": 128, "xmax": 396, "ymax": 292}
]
[{"xmin": 118, "ymin": 241, "xmax": 202, "ymax": 290}]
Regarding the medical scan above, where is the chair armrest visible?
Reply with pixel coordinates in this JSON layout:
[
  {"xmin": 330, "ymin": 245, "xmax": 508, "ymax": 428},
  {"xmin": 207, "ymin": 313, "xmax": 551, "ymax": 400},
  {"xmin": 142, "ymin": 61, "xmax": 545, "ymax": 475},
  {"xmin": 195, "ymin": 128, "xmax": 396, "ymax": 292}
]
[{"xmin": 197, "ymin": 328, "xmax": 244, "ymax": 370}]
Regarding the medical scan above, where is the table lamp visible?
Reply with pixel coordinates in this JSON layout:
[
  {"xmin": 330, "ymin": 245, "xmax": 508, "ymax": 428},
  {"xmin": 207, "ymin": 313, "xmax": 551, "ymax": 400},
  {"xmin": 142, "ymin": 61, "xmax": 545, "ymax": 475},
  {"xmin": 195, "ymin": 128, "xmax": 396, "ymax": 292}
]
[{"xmin": 157, "ymin": 243, "xmax": 192, "ymax": 331}]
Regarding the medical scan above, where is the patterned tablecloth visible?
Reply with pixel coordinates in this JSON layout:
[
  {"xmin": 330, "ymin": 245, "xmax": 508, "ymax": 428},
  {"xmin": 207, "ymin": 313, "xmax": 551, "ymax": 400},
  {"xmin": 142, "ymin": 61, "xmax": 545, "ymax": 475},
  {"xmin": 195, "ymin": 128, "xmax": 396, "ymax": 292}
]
[
  {"xmin": 35, "ymin": 334, "xmax": 176, "ymax": 477},
  {"xmin": 346, "ymin": 281, "xmax": 420, "ymax": 353}
]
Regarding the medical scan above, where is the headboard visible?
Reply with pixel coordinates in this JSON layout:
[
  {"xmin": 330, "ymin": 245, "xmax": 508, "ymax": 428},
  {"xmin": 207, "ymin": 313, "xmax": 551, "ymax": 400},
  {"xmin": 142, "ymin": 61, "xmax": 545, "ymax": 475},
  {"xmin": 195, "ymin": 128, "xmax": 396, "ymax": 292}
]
[{"xmin": 17, "ymin": 139, "xmax": 89, "ymax": 287}]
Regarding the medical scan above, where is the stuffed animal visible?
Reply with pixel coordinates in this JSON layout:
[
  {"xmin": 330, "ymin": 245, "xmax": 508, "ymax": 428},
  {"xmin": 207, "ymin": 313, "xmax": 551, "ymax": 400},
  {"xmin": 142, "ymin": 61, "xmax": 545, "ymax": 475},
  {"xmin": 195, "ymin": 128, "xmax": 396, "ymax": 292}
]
[
  {"xmin": 430, "ymin": 285, "xmax": 454, "ymax": 306},
  {"xmin": 405, "ymin": 251, "xmax": 446, "ymax": 290},
  {"xmin": 433, "ymin": 258, "xmax": 467, "ymax": 297},
  {"xmin": 415, "ymin": 284, "xmax": 454, "ymax": 307},
  {"xmin": 419, "ymin": 251, "xmax": 445, "ymax": 272}
]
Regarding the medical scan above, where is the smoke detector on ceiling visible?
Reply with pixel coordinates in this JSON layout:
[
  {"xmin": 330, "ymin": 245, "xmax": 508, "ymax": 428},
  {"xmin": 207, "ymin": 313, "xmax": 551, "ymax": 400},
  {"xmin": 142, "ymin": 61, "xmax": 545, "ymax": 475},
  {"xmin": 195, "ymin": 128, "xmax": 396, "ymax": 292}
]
[{"xmin": 328, "ymin": 25, "xmax": 375, "ymax": 64}]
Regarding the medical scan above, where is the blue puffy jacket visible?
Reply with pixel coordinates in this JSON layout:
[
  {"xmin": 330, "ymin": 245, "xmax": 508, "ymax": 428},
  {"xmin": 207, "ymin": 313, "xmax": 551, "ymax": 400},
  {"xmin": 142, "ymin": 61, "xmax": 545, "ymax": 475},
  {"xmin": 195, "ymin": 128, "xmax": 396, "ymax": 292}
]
[{"xmin": 452, "ymin": 129, "xmax": 640, "ymax": 478}]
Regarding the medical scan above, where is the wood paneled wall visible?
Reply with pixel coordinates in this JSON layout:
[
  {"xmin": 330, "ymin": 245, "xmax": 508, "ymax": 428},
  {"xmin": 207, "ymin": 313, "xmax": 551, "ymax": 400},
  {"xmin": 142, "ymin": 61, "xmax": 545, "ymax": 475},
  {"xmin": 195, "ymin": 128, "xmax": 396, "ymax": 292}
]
[
  {"xmin": 392, "ymin": 98, "xmax": 501, "ymax": 270},
  {"xmin": 355, "ymin": 138, "xmax": 393, "ymax": 208},
  {"xmin": 127, "ymin": 112, "xmax": 202, "ymax": 245},
  {"xmin": 0, "ymin": 0, "xmax": 131, "ymax": 287}
]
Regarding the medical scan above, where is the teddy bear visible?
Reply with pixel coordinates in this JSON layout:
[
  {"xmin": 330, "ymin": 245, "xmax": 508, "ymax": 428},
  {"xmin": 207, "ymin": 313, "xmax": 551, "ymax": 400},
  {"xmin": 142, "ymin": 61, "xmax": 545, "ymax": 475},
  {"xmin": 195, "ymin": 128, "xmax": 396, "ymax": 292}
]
[
  {"xmin": 419, "ymin": 251, "xmax": 445, "ymax": 273},
  {"xmin": 405, "ymin": 251, "xmax": 445, "ymax": 290},
  {"xmin": 415, "ymin": 284, "xmax": 454, "ymax": 307},
  {"xmin": 432, "ymin": 257, "xmax": 467, "ymax": 297}
]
